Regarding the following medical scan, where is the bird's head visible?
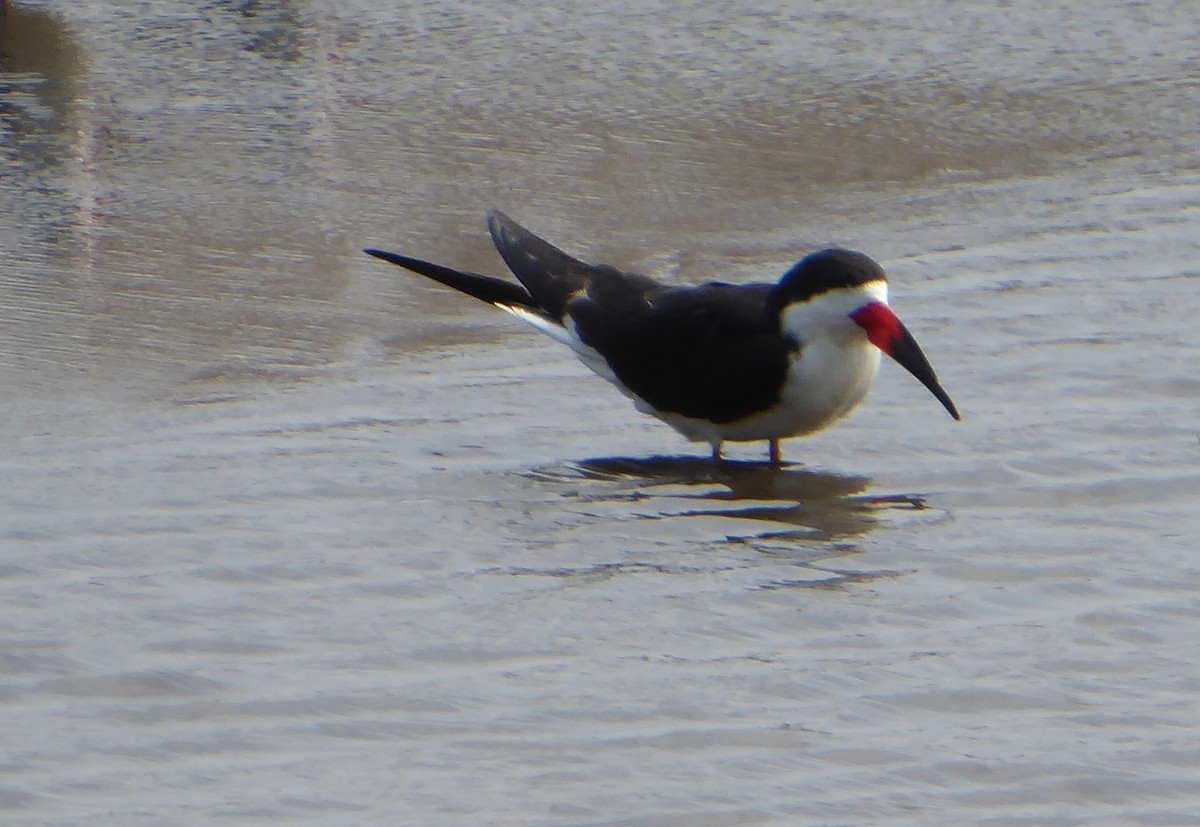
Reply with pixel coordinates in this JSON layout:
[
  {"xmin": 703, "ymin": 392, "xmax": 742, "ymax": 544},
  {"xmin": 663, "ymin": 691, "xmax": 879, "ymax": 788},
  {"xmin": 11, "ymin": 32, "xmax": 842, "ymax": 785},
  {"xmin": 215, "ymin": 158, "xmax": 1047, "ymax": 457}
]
[{"xmin": 770, "ymin": 249, "xmax": 960, "ymax": 421}]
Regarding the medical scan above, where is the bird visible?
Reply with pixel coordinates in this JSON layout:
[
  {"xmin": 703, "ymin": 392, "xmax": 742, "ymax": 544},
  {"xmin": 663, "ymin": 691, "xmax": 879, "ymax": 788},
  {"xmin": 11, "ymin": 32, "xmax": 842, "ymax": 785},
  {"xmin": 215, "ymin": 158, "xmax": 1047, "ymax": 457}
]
[{"xmin": 365, "ymin": 210, "xmax": 960, "ymax": 467}]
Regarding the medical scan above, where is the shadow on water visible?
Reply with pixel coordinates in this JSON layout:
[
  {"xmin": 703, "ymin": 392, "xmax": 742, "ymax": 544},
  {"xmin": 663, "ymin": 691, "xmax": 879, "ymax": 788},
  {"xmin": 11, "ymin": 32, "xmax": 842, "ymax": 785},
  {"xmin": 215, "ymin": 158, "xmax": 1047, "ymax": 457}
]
[
  {"xmin": 0, "ymin": 3, "xmax": 82, "ymax": 249},
  {"xmin": 522, "ymin": 455, "xmax": 932, "ymax": 589},
  {"xmin": 0, "ymin": 3, "xmax": 80, "ymax": 150}
]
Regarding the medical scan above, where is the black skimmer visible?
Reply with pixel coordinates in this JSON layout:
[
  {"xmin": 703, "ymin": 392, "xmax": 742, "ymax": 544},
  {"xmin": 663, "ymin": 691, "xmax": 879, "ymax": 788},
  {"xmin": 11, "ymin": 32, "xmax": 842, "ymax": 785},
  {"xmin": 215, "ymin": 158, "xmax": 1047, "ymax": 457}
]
[{"xmin": 365, "ymin": 211, "xmax": 960, "ymax": 466}]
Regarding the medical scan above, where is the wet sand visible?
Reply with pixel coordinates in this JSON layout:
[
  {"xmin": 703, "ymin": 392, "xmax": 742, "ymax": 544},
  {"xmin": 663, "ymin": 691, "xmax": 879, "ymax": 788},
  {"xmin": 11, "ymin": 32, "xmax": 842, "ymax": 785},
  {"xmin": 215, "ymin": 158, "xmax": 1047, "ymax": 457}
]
[{"xmin": 2, "ymin": 2, "xmax": 1199, "ymax": 824}]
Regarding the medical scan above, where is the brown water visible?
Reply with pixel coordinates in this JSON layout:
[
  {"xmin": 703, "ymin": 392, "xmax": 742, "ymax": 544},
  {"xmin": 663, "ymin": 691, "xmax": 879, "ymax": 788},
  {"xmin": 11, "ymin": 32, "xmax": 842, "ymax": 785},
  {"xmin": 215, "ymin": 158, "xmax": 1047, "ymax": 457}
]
[{"xmin": 2, "ymin": 2, "xmax": 1199, "ymax": 825}]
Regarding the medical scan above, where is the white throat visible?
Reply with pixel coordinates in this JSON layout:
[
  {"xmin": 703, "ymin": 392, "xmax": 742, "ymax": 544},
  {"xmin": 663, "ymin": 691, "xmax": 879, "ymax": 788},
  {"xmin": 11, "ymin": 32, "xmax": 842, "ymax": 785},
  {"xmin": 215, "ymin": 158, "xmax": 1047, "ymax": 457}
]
[{"xmin": 765, "ymin": 279, "xmax": 890, "ymax": 437}]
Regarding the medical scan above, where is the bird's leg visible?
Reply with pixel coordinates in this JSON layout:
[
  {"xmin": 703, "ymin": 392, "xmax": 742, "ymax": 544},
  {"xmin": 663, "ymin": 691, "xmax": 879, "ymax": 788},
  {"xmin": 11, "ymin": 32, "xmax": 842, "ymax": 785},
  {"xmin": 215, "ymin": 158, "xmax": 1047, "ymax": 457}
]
[
  {"xmin": 711, "ymin": 441, "xmax": 723, "ymax": 465},
  {"xmin": 768, "ymin": 438, "xmax": 781, "ymax": 468}
]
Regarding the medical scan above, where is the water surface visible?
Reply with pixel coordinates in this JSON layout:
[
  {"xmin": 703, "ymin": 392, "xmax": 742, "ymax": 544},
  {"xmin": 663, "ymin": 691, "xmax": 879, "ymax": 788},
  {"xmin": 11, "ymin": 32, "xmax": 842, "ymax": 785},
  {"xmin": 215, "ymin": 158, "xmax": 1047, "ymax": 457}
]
[{"xmin": 2, "ymin": 2, "xmax": 1199, "ymax": 825}]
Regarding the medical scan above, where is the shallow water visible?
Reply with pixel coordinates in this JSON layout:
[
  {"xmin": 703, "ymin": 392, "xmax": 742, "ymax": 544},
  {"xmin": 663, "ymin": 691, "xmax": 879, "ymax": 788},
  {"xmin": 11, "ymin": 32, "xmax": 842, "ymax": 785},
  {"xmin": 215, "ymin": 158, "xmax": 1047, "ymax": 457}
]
[{"xmin": 2, "ymin": 2, "xmax": 1199, "ymax": 825}]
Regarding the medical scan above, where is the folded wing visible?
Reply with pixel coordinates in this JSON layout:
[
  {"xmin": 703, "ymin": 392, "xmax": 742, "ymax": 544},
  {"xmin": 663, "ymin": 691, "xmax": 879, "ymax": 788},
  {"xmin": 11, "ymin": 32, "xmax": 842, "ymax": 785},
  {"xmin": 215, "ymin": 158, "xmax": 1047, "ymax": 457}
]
[{"xmin": 568, "ymin": 282, "xmax": 794, "ymax": 424}]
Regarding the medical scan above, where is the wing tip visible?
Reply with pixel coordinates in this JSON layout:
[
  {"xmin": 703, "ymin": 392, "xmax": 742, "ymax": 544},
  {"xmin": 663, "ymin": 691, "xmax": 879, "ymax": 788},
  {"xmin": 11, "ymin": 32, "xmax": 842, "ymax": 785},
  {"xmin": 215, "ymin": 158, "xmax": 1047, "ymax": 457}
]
[
  {"xmin": 364, "ymin": 248, "xmax": 406, "ymax": 266},
  {"xmin": 487, "ymin": 209, "xmax": 516, "ymax": 249}
]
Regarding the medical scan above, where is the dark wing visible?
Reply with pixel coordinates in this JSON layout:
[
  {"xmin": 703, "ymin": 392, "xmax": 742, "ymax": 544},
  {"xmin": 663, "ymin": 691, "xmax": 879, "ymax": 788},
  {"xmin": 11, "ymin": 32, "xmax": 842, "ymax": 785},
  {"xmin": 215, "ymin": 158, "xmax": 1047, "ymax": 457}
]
[
  {"xmin": 488, "ymin": 210, "xmax": 660, "ymax": 321},
  {"xmin": 363, "ymin": 248, "xmax": 537, "ymax": 308},
  {"xmin": 367, "ymin": 211, "xmax": 666, "ymax": 326},
  {"xmin": 568, "ymin": 282, "xmax": 795, "ymax": 424}
]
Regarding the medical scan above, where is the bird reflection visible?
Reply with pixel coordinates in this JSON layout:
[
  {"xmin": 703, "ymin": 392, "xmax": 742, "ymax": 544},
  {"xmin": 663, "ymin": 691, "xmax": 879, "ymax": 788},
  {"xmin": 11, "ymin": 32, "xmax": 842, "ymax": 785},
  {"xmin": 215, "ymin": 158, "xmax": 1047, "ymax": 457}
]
[{"xmin": 523, "ymin": 455, "xmax": 928, "ymax": 588}]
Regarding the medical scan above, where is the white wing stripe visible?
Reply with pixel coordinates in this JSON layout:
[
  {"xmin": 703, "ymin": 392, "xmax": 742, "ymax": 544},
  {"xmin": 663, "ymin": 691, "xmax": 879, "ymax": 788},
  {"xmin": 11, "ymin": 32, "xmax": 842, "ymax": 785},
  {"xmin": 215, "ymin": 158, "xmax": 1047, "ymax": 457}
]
[{"xmin": 496, "ymin": 304, "xmax": 620, "ymax": 385}]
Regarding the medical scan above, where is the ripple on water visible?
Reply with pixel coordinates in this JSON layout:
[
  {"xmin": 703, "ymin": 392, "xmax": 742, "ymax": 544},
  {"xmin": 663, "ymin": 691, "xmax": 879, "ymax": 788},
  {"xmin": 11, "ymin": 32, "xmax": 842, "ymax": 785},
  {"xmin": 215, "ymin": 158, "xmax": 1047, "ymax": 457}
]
[{"xmin": 39, "ymin": 670, "xmax": 224, "ymax": 699}]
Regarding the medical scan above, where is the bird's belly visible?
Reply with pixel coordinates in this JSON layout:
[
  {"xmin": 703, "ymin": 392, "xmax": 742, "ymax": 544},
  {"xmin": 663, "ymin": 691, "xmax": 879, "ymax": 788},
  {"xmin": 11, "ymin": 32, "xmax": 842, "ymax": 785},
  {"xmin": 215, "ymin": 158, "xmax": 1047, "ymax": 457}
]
[{"xmin": 644, "ymin": 340, "xmax": 881, "ymax": 444}]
